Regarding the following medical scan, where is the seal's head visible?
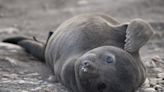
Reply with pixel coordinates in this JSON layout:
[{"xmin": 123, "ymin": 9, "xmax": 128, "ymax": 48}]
[{"xmin": 75, "ymin": 46, "xmax": 140, "ymax": 92}]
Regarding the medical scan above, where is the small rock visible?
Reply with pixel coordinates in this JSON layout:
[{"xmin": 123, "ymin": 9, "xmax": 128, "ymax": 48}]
[
  {"xmin": 47, "ymin": 75, "xmax": 58, "ymax": 82},
  {"xmin": 2, "ymin": 73, "xmax": 10, "ymax": 78},
  {"xmin": 144, "ymin": 60, "xmax": 156, "ymax": 68},
  {"xmin": 4, "ymin": 57, "xmax": 17, "ymax": 65},
  {"xmin": 26, "ymin": 72, "xmax": 40, "ymax": 76},
  {"xmin": 78, "ymin": 0, "xmax": 88, "ymax": 5},
  {"xmin": 19, "ymin": 90, "xmax": 28, "ymax": 92},
  {"xmin": 153, "ymin": 68, "xmax": 163, "ymax": 73},
  {"xmin": 142, "ymin": 78, "xmax": 150, "ymax": 88},
  {"xmin": 17, "ymin": 80, "xmax": 26, "ymax": 84},
  {"xmin": 152, "ymin": 56, "xmax": 163, "ymax": 63},
  {"xmin": 30, "ymin": 86, "xmax": 42, "ymax": 91},
  {"xmin": 160, "ymin": 80, "xmax": 164, "ymax": 85},
  {"xmin": 0, "ymin": 27, "xmax": 19, "ymax": 34},
  {"xmin": 149, "ymin": 78, "xmax": 161, "ymax": 86},
  {"xmin": 18, "ymin": 70, "xmax": 29, "ymax": 75},
  {"xmin": 1, "ymin": 78, "xmax": 8, "ymax": 81},
  {"xmin": 141, "ymin": 88, "xmax": 156, "ymax": 92},
  {"xmin": 152, "ymin": 55, "xmax": 164, "ymax": 67},
  {"xmin": 157, "ymin": 73, "xmax": 164, "ymax": 78},
  {"xmin": 0, "ymin": 42, "xmax": 22, "ymax": 50},
  {"xmin": 154, "ymin": 85, "xmax": 163, "ymax": 92},
  {"xmin": 2, "ymin": 73, "xmax": 17, "ymax": 79}
]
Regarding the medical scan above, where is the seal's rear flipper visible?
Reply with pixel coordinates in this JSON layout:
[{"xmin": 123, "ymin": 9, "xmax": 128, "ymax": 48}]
[
  {"xmin": 3, "ymin": 36, "xmax": 45, "ymax": 62},
  {"xmin": 2, "ymin": 36, "xmax": 27, "ymax": 44},
  {"xmin": 124, "ymin": 19, "xmax": 154, "ymax": 53}
]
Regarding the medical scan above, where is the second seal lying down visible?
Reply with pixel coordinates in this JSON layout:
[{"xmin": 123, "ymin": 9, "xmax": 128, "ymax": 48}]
[{"xmin": 3, "ymin": 14, "xmax": 154, "ymax": 92}]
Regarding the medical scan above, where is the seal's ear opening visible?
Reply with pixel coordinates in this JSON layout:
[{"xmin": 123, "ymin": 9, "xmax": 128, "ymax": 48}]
[{"xmin": 124, "ymin": 19, "xmax": 154, "ymax": 53}]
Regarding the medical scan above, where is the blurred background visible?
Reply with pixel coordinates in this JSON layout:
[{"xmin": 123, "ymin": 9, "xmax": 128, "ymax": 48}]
[
  {"xmin": 0, "ymin": 0, "xmax": 164, "ymax": 92},
  {"xmin": 0, "ymin": 0, "xmax": 163, "ymax": 39}
]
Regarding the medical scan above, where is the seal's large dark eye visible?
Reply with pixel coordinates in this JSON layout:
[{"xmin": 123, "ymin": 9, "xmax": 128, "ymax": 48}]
[{"xmin": 105, "ymin": 56, "xmax": 113, "ymax": 64}]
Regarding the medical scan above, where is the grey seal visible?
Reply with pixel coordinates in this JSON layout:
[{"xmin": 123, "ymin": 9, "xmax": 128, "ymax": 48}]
[{"xmin": 3, "ymin": 14, "xmax": 154, "ymax": 92}]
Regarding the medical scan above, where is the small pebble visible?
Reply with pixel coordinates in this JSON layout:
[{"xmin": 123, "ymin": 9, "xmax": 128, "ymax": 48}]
[
  {"xmin": 26, "ymin": 72, "xmax": 40, "ymax": 76},
  {"xmin": 157, "ymin": 73, "xmax": 164, "ymax": 78},
  {"xmin": 154, "ymin": 85, "xmax": 163, "ymax": 92},
  {"xmin": 0, "ymin": 27, "xmax": 19, "ymax": 34},
  {"xmin": 142, "ymin": 78, "xmax": 150, "ymax": 87},
  {"xmin": 153, "ymin": 68, "xmax": 163, "ymax": 73},
  {"xmin": 4, "ymin": 57, "xmax": 17, "ymax": 65},
  {"xmin": 144, "ymin": 60, "xmax": 157, "ymax": 68},
  {"xmin": 152, "ymin": 56, "xmax": 163, "ymax": 63},
  {"xmin": 78, "ymin": 0, "xmax": 88, "ymax": 5},
  {"xmin": 19, "ymin": 90, "xmax": 28, "ymax": 92},
  {"xmin": 2, "ymin": 73, "xmax": 18, "ymax": 79},
  {"xmin": 48, "ymin": 75, "xmax": 58, "ymax": 82},
  {"xmin": 142, "ymin": 88, "xmax": 156, "ymax": 92},
  {"xmin": 149, "ymin": 78, "xmax": 160, "ymax": 85},
  {"xmin": 0, "ymin": 42, "xmax": 22, "ymax": 50}
]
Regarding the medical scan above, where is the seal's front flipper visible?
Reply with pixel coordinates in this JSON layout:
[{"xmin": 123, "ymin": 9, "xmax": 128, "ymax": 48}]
[
  {"xmin": 124, "ymin": 19, "xmax": 154, "ymax": 53},
  {"xmin": 3, "ymin": 36, "xmax": 45, "ymax": 61}
]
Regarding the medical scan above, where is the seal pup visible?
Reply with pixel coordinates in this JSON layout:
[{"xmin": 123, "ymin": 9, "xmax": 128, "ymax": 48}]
[{"xmin": 3, "ymin": 14, "xmax": 154, "ymax": 92}]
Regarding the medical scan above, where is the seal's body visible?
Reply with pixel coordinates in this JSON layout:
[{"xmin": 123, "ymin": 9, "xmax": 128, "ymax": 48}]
[{"xmin": 3, "ymin": 14, "xmax": 154, "ymax": 92}]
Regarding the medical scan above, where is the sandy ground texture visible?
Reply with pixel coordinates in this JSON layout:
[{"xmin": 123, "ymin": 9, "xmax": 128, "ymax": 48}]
[{"xmin": 0, "ymin": 0, "xmax": 164, "ymax": 92}]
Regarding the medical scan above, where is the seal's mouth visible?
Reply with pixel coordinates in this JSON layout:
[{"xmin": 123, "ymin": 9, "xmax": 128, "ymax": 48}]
[{"xmin": 97, "ymin": 82, "xmax": 107, "ymax": 92}]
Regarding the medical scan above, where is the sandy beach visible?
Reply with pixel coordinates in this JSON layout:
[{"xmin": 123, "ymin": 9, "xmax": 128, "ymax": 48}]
[{"xmin": 0, "ymin": 0, "xmax": 164, "ymax": 91}]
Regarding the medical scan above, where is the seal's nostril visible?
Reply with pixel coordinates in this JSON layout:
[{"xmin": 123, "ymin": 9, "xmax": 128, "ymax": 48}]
[
  {"xmin": 83, "ymin": 60, "xmax": 90, "ymax": 66},
  {"xmin": 97, "ymin": 82, "xmax": 106, "ymax": 91},
  {"xmin": 81, "ymin": 66, "xmax": 88, "ymax": 72}
]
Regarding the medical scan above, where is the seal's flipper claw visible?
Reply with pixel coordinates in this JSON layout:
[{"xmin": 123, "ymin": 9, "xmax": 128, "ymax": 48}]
[
  {"xmin": 48, "ymin": 31, "xmax": 53, "ymax": 40},
  {"xmin": 33, "ymin": 36, "xmax": 38, "ymax": 42},
  {"xmin": 32, "ymin": 36, "xmax": 44, "ymax": 44},
  {"xmin": 124, "ymin": 19, "xmax": 154, "ymax": 52},
  {"xmin": 46, "ymin": 31, "xmax": 53, "ymax": 45}
]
